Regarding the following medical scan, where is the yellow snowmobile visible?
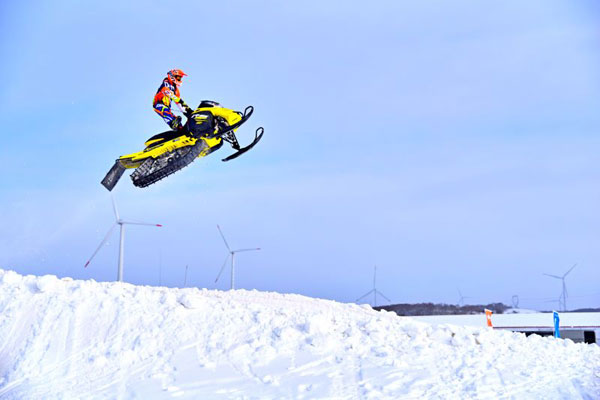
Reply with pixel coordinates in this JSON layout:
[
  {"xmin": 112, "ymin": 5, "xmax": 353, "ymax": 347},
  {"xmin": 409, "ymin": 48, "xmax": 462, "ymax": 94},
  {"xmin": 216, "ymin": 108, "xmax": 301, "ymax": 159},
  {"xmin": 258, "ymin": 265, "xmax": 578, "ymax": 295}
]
[{"xmin": 101, "ymin": 101, "xmax": 263, "ymax": 191}]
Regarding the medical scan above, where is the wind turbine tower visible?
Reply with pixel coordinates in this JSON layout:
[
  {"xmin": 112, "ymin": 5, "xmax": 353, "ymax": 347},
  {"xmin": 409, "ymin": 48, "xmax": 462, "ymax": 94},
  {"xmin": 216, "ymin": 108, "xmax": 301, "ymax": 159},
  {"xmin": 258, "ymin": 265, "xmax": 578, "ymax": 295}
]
[
  {"xmin": 543, "ymin": 263, "xmax": 577, "ymax": 312},
  {"xmin": 356, "ymin": 266, "xmax": 391, "ymax": 307},
  {"xmin": 85, "ymin": 195, "xmax": 162, "ymax": 282},
  {"xmin": 214, "ymin": 225, "xmax": 260, "ymax": 290}
]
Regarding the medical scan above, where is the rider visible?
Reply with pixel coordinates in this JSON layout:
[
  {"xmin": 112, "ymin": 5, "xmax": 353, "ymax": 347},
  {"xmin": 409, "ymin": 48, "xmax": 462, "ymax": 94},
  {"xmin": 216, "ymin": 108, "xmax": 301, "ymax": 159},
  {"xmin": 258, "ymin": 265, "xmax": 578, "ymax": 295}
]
[{"xmin": 153, "ymin": 69, "xmax": 193, "ymax": 130}]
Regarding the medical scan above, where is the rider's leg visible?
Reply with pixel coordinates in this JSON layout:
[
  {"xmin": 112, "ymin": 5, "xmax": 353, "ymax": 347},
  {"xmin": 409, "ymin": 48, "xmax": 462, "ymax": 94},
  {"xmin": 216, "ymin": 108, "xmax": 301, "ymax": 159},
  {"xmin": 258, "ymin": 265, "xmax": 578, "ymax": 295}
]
[{"xmin": 154, "ymin": 104, "xmax": 181, "ymax": 130}]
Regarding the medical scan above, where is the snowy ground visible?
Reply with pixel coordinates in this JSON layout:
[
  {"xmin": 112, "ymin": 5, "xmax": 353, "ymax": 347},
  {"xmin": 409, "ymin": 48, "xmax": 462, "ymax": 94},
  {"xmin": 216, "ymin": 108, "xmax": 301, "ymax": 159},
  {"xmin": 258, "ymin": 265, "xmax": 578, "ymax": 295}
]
[{"xmin": 0, "ymin": 270, "xmax": 599, "ymax": 399}]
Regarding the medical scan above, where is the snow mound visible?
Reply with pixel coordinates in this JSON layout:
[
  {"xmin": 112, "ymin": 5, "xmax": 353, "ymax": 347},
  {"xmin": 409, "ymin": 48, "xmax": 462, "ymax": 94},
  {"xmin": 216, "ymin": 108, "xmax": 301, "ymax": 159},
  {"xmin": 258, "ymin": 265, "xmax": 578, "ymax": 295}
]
[{"xmin": 0, "ymin": 269, "xmax": 598, "ymax": 399}]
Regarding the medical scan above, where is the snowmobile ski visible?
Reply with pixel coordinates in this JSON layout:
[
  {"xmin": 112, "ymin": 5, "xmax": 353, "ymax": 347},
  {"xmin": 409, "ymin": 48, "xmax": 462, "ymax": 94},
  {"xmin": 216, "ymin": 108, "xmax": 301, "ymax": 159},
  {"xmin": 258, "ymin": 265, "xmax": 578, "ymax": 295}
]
[{"xmin": 222, "ymin": 127, "xmax": 264, "ymax": 162}]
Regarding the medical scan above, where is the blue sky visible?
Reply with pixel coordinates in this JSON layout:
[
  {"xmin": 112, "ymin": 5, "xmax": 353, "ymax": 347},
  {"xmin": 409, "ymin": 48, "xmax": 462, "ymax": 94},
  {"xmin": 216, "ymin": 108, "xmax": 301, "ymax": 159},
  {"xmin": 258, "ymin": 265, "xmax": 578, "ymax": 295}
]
[{"xmin": 1, "ymin": 1, "xmax": 599, "ymax": 310}]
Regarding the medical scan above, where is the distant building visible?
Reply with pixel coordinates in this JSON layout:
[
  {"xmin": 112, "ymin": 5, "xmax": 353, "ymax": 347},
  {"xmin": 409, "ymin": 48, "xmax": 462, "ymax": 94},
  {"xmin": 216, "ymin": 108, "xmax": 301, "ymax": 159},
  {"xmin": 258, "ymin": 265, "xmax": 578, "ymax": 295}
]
[{"xmin": 408, "ymin": 312, "xmax": 599, "ymax": 344}]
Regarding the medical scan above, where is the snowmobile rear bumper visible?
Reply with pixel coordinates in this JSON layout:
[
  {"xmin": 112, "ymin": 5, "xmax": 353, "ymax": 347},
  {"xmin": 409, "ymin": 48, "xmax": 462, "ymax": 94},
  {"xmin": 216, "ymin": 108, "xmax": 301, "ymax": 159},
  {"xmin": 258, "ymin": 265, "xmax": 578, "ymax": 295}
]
[{"xmin": 101, "ymin": 160, "xmax": 126, "ymax": 191}]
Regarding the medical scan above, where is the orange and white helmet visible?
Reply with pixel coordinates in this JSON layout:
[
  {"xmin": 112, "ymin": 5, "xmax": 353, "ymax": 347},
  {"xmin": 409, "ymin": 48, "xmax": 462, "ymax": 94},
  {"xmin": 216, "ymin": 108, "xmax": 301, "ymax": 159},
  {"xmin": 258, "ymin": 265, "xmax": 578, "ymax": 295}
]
[{"xmin": 167, "ymin": 69, "xmax": 187, "ymax": 87}]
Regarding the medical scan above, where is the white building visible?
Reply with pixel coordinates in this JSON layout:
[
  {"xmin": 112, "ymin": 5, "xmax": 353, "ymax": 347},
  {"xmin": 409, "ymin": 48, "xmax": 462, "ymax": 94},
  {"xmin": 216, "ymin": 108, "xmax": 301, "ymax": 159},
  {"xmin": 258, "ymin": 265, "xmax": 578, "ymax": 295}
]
[{"xmin": 411, "ymin": 312, "xmax": 600, "ymax": 344}]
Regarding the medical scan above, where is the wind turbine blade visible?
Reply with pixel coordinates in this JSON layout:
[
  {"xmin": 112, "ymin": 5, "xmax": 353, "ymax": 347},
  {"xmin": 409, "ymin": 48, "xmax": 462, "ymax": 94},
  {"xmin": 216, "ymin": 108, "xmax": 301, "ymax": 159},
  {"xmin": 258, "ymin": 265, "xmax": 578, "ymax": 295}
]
[
  {"xmin": 84, "ymin": 224, "xmax": 117, "ymax": 268},
  {"xmin": 356, "ymin": 289, "xmax": 374, "ymax": 303},
  {"xmin": 377, "ymin": 291, "xmax": 391, "ymax": 303},
  {"xmin": 214, "ymin": 254, "xmax": 230, "ymax": 283},
  {"xmin": 217, "ymin": 225, "xmax": 231, "ymax": 252},
  {"xmin": 563, "ymin": 263, "xmax": 577, "ymax": 278},
  {"xmin": 120, "ymin": 220, "xmax": 163, "ymax": 227},
  {"xmin": 111, "ymin": 194, "xmax": 120, "ymax": 221},
  {"xmin": 232, "ymin": 248, "xmax": 261, "ymax": 253},
  {"xmin": 543, "ymin": 273, "xmax": 562, "ymax": 280}
]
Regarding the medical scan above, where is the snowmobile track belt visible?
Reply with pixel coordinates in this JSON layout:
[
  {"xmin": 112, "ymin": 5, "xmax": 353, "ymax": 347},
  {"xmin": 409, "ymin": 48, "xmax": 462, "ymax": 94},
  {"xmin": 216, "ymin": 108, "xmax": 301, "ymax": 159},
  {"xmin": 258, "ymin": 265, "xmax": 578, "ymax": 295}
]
[{"xmin": 130, "ymin": 141, "xmax": 207, "ymax": 188}]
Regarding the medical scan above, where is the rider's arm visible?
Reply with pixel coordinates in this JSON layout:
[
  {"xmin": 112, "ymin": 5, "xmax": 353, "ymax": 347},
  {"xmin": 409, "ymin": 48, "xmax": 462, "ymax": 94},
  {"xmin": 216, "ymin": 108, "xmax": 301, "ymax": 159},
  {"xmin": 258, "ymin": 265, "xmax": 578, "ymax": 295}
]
[
  {"xmin": 173, "ymin": 95, "xmax": 192, "ymax": 115},
  {"xmin": 163, "ymin": 88, "xmax": 181, "ymax": 104},
  {"xmin": 162, "ymin": 84, "xmax": 191, "ymax": 114},
  {"xmin": 169, "ymin": 91, "xmax": 191, "ymax": 111}
]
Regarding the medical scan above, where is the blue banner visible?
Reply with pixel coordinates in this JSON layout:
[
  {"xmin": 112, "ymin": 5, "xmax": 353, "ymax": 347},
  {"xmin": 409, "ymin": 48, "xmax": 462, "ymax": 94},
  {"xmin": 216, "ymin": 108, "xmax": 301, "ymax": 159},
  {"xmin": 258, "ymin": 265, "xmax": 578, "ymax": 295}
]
[{"xmin": 553, "ymin": 311, "xmax": 560, "ymax": 338}]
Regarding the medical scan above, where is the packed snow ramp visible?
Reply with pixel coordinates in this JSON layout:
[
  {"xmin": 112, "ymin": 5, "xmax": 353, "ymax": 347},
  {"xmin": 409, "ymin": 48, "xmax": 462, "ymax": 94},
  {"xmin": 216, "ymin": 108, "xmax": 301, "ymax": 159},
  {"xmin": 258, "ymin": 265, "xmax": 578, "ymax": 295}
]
[{"xmin": 0, "ymin": 270, "xmax": 598, "ymax": 399}]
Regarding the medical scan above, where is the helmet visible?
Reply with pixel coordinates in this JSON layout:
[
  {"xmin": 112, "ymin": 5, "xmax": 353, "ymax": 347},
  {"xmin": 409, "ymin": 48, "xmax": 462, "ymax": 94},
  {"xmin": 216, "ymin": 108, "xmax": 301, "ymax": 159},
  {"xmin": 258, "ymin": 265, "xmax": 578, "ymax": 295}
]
[{"xmin": 167, "ymin": 69, "xmax": 187, "ymax": 86}]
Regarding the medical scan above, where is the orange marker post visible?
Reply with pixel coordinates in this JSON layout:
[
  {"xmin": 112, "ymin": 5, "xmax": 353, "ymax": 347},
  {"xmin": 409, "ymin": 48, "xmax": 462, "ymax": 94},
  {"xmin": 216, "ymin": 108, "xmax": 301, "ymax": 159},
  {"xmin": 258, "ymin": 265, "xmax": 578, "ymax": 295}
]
[{"xmin": 485, "ymin": 309, "xmax": 493, "ymax": 327}]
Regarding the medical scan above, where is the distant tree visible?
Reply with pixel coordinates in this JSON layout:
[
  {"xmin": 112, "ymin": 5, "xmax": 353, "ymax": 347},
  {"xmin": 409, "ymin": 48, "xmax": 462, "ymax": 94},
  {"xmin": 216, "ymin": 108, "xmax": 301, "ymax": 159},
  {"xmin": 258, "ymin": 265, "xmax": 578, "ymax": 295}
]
[{"xmin": 374, "ymin": 302, "xmax": 509, "ymax": 316}]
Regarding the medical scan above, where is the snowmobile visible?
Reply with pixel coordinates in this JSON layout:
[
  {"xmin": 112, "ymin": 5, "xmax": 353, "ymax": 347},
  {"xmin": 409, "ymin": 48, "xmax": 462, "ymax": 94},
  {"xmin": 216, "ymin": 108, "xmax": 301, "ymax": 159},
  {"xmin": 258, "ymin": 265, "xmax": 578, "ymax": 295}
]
[{"xmin": 101, "ymin": 101, "xmax": 264, "ymax": 191}]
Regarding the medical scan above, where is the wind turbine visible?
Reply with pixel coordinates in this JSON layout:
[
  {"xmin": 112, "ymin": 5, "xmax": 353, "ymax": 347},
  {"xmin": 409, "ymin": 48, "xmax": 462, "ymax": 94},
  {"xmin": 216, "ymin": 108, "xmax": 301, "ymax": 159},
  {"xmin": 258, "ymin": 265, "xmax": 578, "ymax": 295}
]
[
  {"xmin": 511, "ymin": 295, "xmax": 520, "ymax": 309},
  {"xmin": 543, "ymin": 263, "xmax": 577, "ymax": 312},
  {"xmin": 214, "ymin": 225, "xmax": 260, "ymax": 290},
  {"xmin": 356, "ymin": 265, "xmax": 390, "ymax": 307},
  {"xmin": 85, "ymin": 195, "xmax": 162, "ymax": 282},
  {"xmin": 457, "ymin": 288, "xmax": 472, "ymax": 306}
]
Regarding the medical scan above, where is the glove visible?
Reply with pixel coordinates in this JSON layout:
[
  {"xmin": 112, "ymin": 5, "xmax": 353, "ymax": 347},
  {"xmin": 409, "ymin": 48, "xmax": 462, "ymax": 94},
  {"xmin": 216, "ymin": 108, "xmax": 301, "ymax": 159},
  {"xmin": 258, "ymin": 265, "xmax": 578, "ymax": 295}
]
[{"xmin": 178, "ymin": 99, "xmax": 192, "ymax": 115}]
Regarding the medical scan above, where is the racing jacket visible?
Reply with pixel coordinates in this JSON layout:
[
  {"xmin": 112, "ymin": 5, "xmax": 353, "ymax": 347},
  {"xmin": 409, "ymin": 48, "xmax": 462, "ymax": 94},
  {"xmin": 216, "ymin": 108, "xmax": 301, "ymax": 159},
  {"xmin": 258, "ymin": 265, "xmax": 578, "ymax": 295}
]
[{"xmin": 153, "ymin": 78, "xmax": 184, "ymax": 108}]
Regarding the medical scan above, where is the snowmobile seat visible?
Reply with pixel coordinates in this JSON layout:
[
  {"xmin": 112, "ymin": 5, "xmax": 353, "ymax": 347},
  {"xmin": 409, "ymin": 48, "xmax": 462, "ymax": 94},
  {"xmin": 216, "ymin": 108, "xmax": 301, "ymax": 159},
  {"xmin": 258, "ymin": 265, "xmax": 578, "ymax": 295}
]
[{"xmin": 144, "ymin": 129, "xmax": 187, "ymax": 148}]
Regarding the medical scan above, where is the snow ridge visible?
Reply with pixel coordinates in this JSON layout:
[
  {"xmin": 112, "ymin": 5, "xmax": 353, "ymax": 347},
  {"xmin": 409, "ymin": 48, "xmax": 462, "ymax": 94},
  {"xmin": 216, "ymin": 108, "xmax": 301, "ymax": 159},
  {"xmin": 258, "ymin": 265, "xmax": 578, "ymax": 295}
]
[{"xmin": 0, "ymin": 269, "xmax": 598, "ymax": 399}]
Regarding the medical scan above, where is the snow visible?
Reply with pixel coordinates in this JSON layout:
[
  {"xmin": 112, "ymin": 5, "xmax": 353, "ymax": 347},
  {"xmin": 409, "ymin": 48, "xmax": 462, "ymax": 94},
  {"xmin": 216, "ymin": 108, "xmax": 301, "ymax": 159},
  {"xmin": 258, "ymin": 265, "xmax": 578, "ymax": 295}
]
[{"xmin": 0, "ymin": 270, "xmax": 599, "ymax": 399}]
